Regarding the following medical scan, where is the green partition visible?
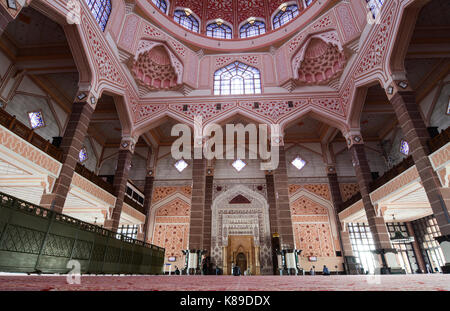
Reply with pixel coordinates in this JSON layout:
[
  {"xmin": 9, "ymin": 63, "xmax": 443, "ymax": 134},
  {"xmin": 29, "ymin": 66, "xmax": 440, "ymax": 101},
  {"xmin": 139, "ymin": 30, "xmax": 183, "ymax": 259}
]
[{"xmin": 0, "ymin": 192, "xmax": 164, "ymax": 275}]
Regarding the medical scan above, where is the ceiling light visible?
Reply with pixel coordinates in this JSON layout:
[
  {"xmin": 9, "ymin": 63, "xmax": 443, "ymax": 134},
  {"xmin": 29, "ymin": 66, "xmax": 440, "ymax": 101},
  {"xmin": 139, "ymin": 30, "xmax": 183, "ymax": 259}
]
[
  {"xmin": 248, "ymin": 17, "xmax": 256, "ymax": 25},
  {"xmin": 398, "ymin": 81, "xmax": 408, "ymax": 89},
  {"xmin": 77, "ymin": 92, "xmax": 87, "ymax": 100},
  {"xmin": 216, "ymin": 19, "xmax": 224, "ymax": 26},
  {"xmin": 175, "ymin": 159, "xmax": 188, "ymax": 172},
  {"xmin": 291, "ymin": 156, "xmax": 306, "ymax": 170},
  {"xmin": 184, "ymin": 8, "xmax": 192, "ymax": 16},
  {"xmin": 232, "ymin": 159, "xmax": 246, "ymax": 172},
  {"xmin": 280, "ymin": 3, "xmax": 288, "ymax": 12}
]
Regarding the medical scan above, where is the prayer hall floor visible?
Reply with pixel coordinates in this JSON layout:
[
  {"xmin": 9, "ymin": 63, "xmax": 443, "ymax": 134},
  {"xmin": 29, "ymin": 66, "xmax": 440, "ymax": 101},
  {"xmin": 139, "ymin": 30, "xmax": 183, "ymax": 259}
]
[{"xmin": 0, "ymin": 274, "xmax": 449, "ymax": 291}]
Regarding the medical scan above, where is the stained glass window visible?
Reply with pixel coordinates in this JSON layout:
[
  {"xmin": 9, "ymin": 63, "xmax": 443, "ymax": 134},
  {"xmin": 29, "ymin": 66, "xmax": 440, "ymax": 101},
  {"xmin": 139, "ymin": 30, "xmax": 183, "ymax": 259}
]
[
  {"xmin": 206, "ymin": 22, "xmax": 232, "ymax": 39},
  {"xmin": 28, "ymin": 111, "xmax": 45, "ymax": 129},
  {"xmin": 174, "ymin": 9, "xmax": 199, "ymax": 33},
  {"xmin": 85, "ymin": 0, "xmax": 112, "ymax": 31},
  {"xmin": 447, "ymin": 96, "xmax": 450, "ymax": 115},
  {"xmin": 305, "ymin": 0, "xmax": 313, "ymax": 6},
  {"xmin": 240, "ymin": 20, "xmax": 266, "ymax": 38},
  {"xmin": 79, "ymin": 147, "xmax": 88, "ymax": 163},
  {"xmin": 232, "ymin": 159, "xmax": 246, "ymax": 172},
  {"xmin": 400, "ymin": 140, "xmax": 409, "ymax": 155},
  {"xmin": 152, "ymin": 0, "xmax": 167, "ymax": 14},
  {"xmin": 214, "ymin": 61, "xmax": 262, "ymax": 95},
  {"xmin": 273, "ymin": 4, "xmax": 299, "ymax": 29},
  {"xmin": 291, "ymin": 156, "xmax": 306, "ymax": 170},
  {"xmin": 366, "ymin": 0, "xmax": 384, "ymax": 19}
]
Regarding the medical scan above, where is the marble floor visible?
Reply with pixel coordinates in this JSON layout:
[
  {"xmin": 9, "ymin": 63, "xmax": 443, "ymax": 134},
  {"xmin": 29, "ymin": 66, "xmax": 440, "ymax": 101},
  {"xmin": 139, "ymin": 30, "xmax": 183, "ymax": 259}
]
[{"xmin": 0, "ymin": 274, "xmax": 449, "ymax": 291}]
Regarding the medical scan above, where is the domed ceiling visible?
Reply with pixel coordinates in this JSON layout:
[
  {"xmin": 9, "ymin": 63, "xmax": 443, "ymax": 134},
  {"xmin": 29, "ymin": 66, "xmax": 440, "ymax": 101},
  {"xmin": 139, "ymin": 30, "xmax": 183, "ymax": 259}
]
[{"xmin": 170, "ymin": 0, "xmax": 295, "ymax": 27}]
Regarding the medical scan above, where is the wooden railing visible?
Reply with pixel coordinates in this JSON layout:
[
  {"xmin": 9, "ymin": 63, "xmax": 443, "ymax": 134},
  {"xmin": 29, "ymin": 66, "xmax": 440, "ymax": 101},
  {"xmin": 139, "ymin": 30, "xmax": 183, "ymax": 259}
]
[
  {"xmin": 339, "ymin": 129, "xmax": 450, "ymax": 215},
  {"xmin": 339, "ymin": 192, "xmax": 362, "ymax": 213},
  {"xmin": 0, "ymin": 108, "xmax": 63, "ymax": 161},
  {"xmin": 428, "ymin": 126, "xmax": 450, "ymax": 153},
  {"xmin": 75, "ymin": 163, "xmax": 114, "ymax": 195},
  {"xmin": 369, "ymin": 156, "xmax": 415, "ymax": 192},
  {"xmin": 124, "ymin": 195, "xmax": 146, "ymax": 215}
]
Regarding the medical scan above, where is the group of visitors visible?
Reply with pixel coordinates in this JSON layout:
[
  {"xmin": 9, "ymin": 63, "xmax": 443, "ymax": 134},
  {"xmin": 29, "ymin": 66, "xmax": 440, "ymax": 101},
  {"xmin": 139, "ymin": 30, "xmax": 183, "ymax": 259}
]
[{"xmin": 309, "ymin": 265, "xmax": 331, "ymax": 275}]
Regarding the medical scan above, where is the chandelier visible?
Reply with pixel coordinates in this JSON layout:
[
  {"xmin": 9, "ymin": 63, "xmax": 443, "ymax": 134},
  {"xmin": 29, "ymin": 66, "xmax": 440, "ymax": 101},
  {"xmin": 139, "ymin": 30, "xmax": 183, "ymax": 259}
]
[{"xmin": 390, "ymin": 215, "xmax": 414, "ymax": 244}]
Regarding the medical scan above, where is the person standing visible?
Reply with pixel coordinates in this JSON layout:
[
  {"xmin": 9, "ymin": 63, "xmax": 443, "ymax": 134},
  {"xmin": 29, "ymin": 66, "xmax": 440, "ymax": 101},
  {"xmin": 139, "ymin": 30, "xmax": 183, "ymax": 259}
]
[
  {"xmin": 323, "ymin": 265, "xmax": 330, "ymax": 276},
  {"xmin": 310, "ymin": 266, "xmax": 315, "ymax": 275}
]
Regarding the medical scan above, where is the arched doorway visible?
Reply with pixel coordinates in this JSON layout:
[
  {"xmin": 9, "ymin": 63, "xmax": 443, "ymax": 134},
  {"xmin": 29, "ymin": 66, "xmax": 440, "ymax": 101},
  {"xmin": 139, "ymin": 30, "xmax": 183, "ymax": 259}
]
[{"xmin": 236, "ymin": 252, "xmax": 247, "ymax": 274}]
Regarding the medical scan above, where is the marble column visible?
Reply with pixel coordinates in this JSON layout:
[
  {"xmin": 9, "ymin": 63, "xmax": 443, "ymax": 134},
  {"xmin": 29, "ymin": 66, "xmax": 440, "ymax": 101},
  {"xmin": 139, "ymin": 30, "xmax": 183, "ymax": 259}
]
[
  {"xmin": 142, "ymin": 173, "xmax": 154, "ymax": 243},
  {"xmin": 406, "ymin": 221, "xmax": 426, "ymax": 273},
  {"xmin": 41, "ymin": 99, "xmax": 95, "ymax": 213},
  {"xmin": 189, "ymin": 158, "xmax": 207, "ymax": 250},
  {"xmin": 106, "ymin": 137, "xmax": 136, "ymax": 232},
  {"xmin": 203, "ymin": 168, "xmax": 214, "ymax": 256},
  {"xmin": 346, "ymin": 133, "xmax": 397, "ymax": 273},
  {"xmin": 327, "ymin": 168, "xmax": 359, "ymax": 274},
  {"xmin": 390, "ymin": 90, "xmax": 450, "ymax": 268},
  {"xmin": 272, "ymin": 142, "xmax": 295, "ymax": 249}
]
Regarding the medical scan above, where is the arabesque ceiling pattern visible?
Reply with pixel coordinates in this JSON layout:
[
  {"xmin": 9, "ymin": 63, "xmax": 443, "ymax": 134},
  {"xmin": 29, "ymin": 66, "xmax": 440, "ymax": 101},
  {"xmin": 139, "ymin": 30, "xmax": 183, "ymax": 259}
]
[{"xmin": 171, "ymin": 0, "xmax": 290, "ymax": 25}]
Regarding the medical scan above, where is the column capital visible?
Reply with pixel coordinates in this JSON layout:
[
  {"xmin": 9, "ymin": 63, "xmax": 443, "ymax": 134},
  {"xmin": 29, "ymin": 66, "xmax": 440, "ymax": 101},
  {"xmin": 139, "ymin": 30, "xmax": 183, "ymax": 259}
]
[
  {"xmin": 325, "ymin": 165, "xmax": 337, "ymax": 175},
  {"xmin": 343, "ymin": 130, "xmax": 364, "ymax": 148},
  {"xmin": 120, "ymin": 135, "xmax": 138, "ymax": 153},
  {"xmin": 384, "ymin": 78, "xmax": 414, "ymax": 100},
  {"xmin": 75, "ymin": 84, "xmax": 98, "ymax": 109}
]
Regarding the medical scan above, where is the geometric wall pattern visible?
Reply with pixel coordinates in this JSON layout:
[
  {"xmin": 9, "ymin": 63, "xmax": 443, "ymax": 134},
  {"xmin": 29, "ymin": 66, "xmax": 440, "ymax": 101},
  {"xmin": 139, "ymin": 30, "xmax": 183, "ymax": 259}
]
[
  {"xmin": 151, "ymin": 187, "xmax": 192, "ymax": 267},
  {"xmin": 290, "ymin": 193, "xmax": 335, "ymax": 257}
]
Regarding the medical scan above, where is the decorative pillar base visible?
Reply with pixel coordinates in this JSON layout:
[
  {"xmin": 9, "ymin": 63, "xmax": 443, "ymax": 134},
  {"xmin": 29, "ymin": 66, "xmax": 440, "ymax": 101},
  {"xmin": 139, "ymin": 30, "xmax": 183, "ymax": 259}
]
[
  {"xmin": 344, "ymin": 256, "xmax": 361, "ymax": 275},
  {"xmin": 183, "ymin": 249, "xmax": 206, "ymax": 275},
  {"xmin": 277, "ymin": 249, "xmax": 302, "ymax": 275},
  {"xmin": 436, "ymin": 235, "xmax": 450, "ymax": 273},
  {"xmin": 373, "ymin": 249, "xmax": 405, "ymax": 274}
]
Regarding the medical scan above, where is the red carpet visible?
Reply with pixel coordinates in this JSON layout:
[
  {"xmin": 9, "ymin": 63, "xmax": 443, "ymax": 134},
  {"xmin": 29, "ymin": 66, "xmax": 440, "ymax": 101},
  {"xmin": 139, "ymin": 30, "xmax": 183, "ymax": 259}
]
[{"xmin": 0, "ymin": 275, "xmax": 449, "ymax": 291}]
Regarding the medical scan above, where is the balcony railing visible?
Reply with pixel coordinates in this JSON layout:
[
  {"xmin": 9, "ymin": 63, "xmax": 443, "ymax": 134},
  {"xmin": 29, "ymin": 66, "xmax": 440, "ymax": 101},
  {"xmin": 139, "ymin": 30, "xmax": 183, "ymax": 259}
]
[
  {"xmin": 75, "ymin": 163, "xmax": 114, "ymax": 194},
  {"xmin": 340, "ymin": 128, "xmax": 450, "ymax": 215},
  {"xmin": 124, "ymin": 195, "xmax": 146, "ymax": 215},
  {"xmin": 339, "ymin": 192, "xmax": 362, "ymax": 213},
  {"xmin": 0, "ymin": 108, "xmax": 63, "ymax": 161},
  {"xmin": 369, "ymin": 156, "xmax": 415, "ymax": 192},
  {"xmin": 0, "ymin": 191, "xmax": 164, "ymax": 274}
]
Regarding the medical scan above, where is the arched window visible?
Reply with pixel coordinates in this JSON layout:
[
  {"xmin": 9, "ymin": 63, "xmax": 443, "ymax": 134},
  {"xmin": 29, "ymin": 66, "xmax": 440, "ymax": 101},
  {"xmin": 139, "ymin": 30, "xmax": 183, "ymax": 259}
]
[
  {"xmin": 174, "ymin": 9, "xmax": 200, "ymax": 33},
  {"xmin": 85, "ymin": 0, "xmax": 112, "ymax": 31},
  {"xmin": 206, "ymin": 22, "xmax": 232, "ymax": 39},
  {"xmin": 366, "ymin": 0, "xmax": 384, "ymax": 19},
  {"xmin": 240, "ymin": 20, "xmax": 266, "ymax": 38},
  {"xmin": 152, "ymin": 0, "xmax": 168, "ymax": 14},
  {"xmin": 214, "ymin": 62, "xmax": 262, "ymax": 95},
  {"xmin": 305, "ymin": 0, "xmax": 313, "ymax": 6},
  {"xmin": 273, "ymin": 4, "xmax": 299, "ymax": 29}
]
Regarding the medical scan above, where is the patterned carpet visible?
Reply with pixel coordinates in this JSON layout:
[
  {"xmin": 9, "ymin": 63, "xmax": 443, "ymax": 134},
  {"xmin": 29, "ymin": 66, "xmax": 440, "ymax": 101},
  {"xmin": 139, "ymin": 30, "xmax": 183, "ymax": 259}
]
[{"xmin": 0, "ymin": 274, "xmax": 449, "ymax": 291}]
